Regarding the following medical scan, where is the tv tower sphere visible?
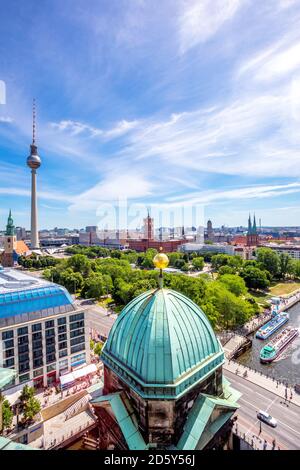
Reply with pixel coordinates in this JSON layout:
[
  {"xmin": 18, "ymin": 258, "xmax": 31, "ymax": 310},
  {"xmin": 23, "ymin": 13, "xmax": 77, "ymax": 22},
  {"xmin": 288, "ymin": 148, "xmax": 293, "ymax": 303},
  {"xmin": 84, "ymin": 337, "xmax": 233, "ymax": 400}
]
[{"xmin": 27, "ymin": 144, "xmax": 41, "ymax": 169}]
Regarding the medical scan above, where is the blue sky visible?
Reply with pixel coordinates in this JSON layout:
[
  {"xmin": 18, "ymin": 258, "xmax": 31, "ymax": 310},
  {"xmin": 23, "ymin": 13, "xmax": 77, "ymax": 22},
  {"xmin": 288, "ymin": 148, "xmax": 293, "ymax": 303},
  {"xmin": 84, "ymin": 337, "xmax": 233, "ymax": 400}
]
[{"xmin": 1, "ymin": 0, "xmax": 300, "ymax": 230}]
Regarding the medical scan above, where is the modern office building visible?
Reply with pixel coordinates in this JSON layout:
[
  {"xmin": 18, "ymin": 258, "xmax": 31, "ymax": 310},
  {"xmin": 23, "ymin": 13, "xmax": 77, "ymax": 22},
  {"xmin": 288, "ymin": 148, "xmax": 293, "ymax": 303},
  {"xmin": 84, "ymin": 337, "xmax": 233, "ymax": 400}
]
[
  {"xmin": 0, "ymin": 268, "xmax": 90, "ymax": 391},
  {"xmin": 262, "ymin": 243, "xmax": 300, "ymax": 260}
]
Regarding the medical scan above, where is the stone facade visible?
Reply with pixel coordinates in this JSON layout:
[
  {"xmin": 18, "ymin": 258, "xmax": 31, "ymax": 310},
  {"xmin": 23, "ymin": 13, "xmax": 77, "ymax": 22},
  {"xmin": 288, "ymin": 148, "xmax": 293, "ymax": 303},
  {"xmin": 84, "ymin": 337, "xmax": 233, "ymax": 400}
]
[{"xmin": 101, "ymin": 364, "xmax": 224, "ymax": 448}]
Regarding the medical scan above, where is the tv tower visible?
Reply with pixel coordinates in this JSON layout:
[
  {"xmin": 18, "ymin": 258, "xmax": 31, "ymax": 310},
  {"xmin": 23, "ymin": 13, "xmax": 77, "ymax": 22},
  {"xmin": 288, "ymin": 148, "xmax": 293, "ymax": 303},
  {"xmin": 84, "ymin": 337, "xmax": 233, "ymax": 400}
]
[{"xmin": 26, "ymin": 99, "xmax": 41, "ymax": 249}]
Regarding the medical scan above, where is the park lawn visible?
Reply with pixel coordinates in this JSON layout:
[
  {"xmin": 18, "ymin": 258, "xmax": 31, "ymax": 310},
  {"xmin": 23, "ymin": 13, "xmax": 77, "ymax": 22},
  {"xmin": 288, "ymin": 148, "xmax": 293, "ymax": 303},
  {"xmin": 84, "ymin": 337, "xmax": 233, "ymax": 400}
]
[{"xmin": 269, "ymin": 281, "xmax": 300, "ymax": 296}]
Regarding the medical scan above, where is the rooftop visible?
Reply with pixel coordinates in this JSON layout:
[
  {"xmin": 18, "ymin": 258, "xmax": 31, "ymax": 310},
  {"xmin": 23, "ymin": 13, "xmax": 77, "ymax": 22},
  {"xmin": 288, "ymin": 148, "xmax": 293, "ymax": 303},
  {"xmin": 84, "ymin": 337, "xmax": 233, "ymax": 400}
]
[{"xmin": 0, "ymin": 268, "xmax": 75, "ymax": 324}]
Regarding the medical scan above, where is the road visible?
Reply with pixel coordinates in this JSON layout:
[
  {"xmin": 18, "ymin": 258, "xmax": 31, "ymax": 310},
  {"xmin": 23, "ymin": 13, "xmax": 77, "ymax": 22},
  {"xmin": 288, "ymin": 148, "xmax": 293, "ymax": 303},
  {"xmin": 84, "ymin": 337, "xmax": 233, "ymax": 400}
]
[
  {"xmin": 225, "ymin": 369, "xmax": 300, "ymax": 450},
  {"xmin": 83, "ymin": 302, "xmax": 300, "ymax": 450},
  {"xmin": 85, "ymin": 304, "xmax": 117, "ymax": 339}
]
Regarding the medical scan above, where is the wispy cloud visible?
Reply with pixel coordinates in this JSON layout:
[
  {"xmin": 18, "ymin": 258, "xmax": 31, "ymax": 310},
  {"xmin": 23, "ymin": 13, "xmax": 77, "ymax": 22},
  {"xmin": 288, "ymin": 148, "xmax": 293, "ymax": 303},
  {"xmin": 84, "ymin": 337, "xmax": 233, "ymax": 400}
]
[
  {"xmin": 68, "ymin": 171, "xmax": 154, "ymax": 213},
  {"xmin": 178, "ymin": 0, "xmax": 242, "ymax": 54},
  {"xmin": 0, "ymin": 116, "xmax": 13, "ymax": 123},
  {"xmin": 238, "ymin": 39, "xmax": 300, "ymax": 83},
  {"xmin": 166, "ymin": 182, "xmax": 300, "ymax": 206},
  {"xmin": 50, "ymin": 118, "xmax": 139, "ymax": 140}
]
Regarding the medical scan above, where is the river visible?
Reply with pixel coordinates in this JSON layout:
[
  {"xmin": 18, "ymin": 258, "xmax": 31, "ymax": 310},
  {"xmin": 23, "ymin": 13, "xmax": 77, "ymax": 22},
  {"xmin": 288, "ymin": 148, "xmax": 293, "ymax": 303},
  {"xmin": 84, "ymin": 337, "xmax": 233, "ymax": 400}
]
[{"xmin": 237, "ymin": 301, "xmax": 300, "ymax": 386}]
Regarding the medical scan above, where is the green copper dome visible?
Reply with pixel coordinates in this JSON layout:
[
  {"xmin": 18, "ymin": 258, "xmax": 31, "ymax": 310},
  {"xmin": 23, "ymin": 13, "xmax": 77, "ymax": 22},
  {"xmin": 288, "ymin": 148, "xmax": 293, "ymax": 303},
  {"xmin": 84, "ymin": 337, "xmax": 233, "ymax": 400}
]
[{"xmin": 102, "ymin": 288, "xmax": 224, "ymax": 399}]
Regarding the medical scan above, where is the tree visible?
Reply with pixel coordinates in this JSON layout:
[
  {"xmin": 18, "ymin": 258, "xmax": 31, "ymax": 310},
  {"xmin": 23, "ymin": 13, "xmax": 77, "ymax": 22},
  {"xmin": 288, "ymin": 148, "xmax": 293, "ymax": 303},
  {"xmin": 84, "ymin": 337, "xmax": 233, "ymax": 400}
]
[
  {"xmin": 293, "ymin": 260, "xmax": 300, "ymax": 279},
  {"xmin": 1, "ymin": 399, "xmax": 13, "ymax": 430},
  {"xmin": 60, "ymin": 268, "xmax": 83, "ymax": 293},
  {"xmin": 67, "ymin": 254, "xmax": 91, "ymax": 276},
  {"xmin": 218, "ymin": 274, "xmax": 247, "ymax": 297},
  {"xmin": 174, "ymin": 259, "xmax": 186, "ymax": 270},
  {"xmin": 81, "ymin": 274, "xmax": 106, "ymax": 299},
  {"xmin": 192, "ymin": 257, "xmax": 204, "ymax": 271},
  {"xmin": 113, "ymin": 278, "xmax": 133, "ymax": 305},
  {"xmin": 141, "ymin": 249, "xmax": 157, "ymax": 269},
  {"xmin": 165, "ymin": 274, "xmax": 207, "ymax": 306},
  {"xmin": 94, "ymin": 342, "xmax": 103, "ymax": 356},
  {"xmin": 181, "ymin": 262, "xmax": 190, "ymax": 272},
  {"xmin": 211, "ymin": 254, "xmax": 230, "ymax": 270},
  {"xmin": 168, "ymin": 252, "xmax": 182, "ymax": 267},
  {"xmin": 19, "ymin": 385, "xmax": 34, "ymax": 406},
  {"xmin": 240, "ymin": 266, "xmax": 270, "ymax": 290},
  {"xmin": 23, "ymin": 397, "xmax": 41, "ymax": 423},
  {"xmin": 202, "ymin": 282, "xmax": 252, "ymax": 329},
  {"xmin": 218, "ymin": 265, "xmax": 236, "ymax": 276},
  {"xmin": 256, "ymin": 248, "xmax": 280, "ymax": 278},
  {"xmin": 279, "ymin": 252, "xmax": 294, "ymax": 279}
]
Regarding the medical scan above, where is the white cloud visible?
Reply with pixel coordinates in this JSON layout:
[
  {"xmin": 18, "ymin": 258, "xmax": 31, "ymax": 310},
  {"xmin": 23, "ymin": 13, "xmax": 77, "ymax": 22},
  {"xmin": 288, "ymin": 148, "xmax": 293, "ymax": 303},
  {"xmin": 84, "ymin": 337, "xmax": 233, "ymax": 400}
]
[
  {"xmin": 0, "ymin": 186, "xmax": 73, "ymax": 202},
  {"xmin": 178, "ymin": 0, "xmax": 241, "ymax": 53},
  {"xmin": 0, "ymin": 116, "xmax": 13, "ymax": 123},
  {"xmin": 166, "ymin": 182, "xmax": 300, "ymax": 206},
  {"xmin": 68, "ymin": 171, "xmax": 154, "ymax": 213},
  {"xmin": 50, "ymin": 118, "xmax": 138, "ymax": 140},
  {"xmin": 116, "ymin": 90, "xmax": 300, "ymax": 178},
  {"xmin": 237, "ymin": 37, "xmax": 300, "ymax": 83}
]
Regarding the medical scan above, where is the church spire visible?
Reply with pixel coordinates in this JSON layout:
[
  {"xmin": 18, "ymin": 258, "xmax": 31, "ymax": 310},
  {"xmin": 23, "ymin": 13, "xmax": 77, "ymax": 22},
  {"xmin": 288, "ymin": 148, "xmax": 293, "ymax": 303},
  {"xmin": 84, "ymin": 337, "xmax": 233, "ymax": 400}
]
[
  {"xmin": 247, "ymin": 214, "xmax": 252, "ymax": 235},
  {"xmin": 5, "ymin": 209, "xmax": 15, "ymax": 236},
  {"xmin": 253, "ymin": 213, "xmax": 257, "ymax": 234}
]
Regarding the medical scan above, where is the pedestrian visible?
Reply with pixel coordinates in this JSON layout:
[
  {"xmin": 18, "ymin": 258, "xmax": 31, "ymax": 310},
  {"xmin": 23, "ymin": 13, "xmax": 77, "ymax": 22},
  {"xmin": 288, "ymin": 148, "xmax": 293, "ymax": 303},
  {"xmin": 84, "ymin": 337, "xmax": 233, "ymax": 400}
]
[
  {"xmin": 259, "ymin": 421, "xmax": 262, "ymax": 435},
  {"xmin": 263, "ymin": 440, "xmax": 267, "ymax": 450}
]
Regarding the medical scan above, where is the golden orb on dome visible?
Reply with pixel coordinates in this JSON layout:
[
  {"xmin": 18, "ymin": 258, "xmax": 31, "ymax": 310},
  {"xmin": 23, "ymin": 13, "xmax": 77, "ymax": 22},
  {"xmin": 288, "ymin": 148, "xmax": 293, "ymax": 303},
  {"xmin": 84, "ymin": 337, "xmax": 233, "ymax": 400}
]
[{"xmin": 153, "ymin": 251, "xmax": 169, "ymax": 270}]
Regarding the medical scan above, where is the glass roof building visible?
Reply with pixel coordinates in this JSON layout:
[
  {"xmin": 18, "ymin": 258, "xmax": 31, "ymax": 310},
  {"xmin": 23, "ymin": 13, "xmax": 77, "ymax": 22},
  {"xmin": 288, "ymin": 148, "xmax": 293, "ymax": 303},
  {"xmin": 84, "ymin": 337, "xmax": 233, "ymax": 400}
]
[
  {"xmin": 0, "ymin": 268, "xmax": 90, "ymax": 393},
  {"xmin": 0, "ymin": 268, "xmax": 74, "ymax": 327}
]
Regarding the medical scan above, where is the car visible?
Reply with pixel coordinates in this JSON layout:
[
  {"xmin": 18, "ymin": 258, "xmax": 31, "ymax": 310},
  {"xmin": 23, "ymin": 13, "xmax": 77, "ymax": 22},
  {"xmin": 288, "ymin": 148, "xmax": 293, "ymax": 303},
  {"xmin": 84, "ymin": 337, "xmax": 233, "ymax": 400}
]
[{"xmin": 257, "ymin": 410, "xmax": 277, "ymax": 428}]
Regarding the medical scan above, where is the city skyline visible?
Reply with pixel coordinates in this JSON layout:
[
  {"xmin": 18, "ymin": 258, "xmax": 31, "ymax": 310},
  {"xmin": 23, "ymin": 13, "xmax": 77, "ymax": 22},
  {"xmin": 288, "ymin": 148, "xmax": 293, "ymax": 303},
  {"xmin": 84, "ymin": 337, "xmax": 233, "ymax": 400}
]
[{"xmin": 1, "ymin": 1, "xmax": 300, "ymax": 228}]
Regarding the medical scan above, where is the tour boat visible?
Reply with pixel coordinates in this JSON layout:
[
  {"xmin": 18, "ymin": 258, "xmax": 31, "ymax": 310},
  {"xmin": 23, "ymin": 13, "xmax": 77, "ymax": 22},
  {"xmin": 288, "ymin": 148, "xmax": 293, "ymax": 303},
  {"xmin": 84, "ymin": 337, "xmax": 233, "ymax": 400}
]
[
  {"xmin": 255, "ymin": 312, "xmax": 289, "ymax": 340},
  {"xmin": 260, "ymin": 327, "xmax": 299, "ymax": 363}
]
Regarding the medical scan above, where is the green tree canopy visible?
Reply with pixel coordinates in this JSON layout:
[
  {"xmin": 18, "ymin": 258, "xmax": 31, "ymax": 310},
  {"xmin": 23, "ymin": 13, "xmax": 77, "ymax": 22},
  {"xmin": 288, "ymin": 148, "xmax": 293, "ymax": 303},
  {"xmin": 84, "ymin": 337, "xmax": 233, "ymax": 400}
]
[
  {"xmin": 256, "ymin": 248, "xmax": 280, "ymax": 278},
  {"xmin": 279, "ymin": 252, "xmax": 294, "ymax": 279},
  {"xmin": 59, "ymin": 268, "xmax": 84, "ymax": 293},
  {"xmin": 192, "ymin": 256, "xmax": 204, "ymax": 271},
  {"xmin": 240, "ymin": 266, "xmax": 270, "ymax": 290},
  {"xmin": 218, "ymin": 274, "xmax": 247, "ymax": 296},
  {"xmin": 81, "ymin": 273, "xmax": 112, "ymax": 299},
  {"xmin": 1, "ymin": 399, "xmax": 13, "ymax": 430},
  {"xmin": 19, "ymin": 385, "xmax": 34, "ymax": 405},
  {"xmin": 94, "ymin": 342, "xmax": 103, "ymax": 356},
  {"xmin": 23, "ymin": 397, "xmax": 41, "ymax": 423}
]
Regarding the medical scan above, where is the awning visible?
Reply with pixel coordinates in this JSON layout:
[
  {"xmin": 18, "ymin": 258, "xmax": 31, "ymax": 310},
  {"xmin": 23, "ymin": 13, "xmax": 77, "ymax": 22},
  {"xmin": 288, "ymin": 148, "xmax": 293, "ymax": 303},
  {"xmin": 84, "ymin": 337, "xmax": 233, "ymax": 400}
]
[
  {"xmin": 59, "ymin": 364, "xmax": 97, "ymax": 386},
  {"xmin": 60, "ymin": 373, "xmax": 75, "ymax": 387},
  {"xmin": 73, "ymin": 363, "xmax": 97, "ymax": 379}
]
